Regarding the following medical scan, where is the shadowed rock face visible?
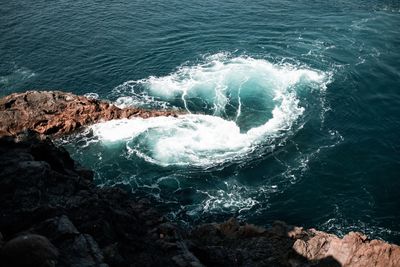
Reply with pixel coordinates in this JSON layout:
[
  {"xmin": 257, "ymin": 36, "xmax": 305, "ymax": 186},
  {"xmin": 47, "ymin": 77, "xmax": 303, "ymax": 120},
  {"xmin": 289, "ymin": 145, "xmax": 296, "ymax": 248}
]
[
  {"xmin": 0, "ymin": 135, "xmax": 184, "ymax": 266},
  {"xmin": 0, "ymin": 90, "xmax": 180, "ymax": 137},
  {"xmin": 0, "ymin": 134, "xmax": 399, "ymax": 267},
  {"xmin": 1, "ymin": 234, "xmax": 58, "ymax": 267},
  {"xmin": 0, "ymin": 91, "xmax": 400, "ymax": 266},
  {"xmin": 190, "ymin": 219, "xmax": 400, "ymax": 267}
]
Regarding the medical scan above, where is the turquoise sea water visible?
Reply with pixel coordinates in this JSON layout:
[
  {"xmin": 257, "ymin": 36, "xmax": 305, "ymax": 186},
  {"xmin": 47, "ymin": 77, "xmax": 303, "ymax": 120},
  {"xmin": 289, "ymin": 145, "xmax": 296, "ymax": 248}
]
[{"xmin": 1, "ymin": 0, "xmax": 400, "ymax": 243}]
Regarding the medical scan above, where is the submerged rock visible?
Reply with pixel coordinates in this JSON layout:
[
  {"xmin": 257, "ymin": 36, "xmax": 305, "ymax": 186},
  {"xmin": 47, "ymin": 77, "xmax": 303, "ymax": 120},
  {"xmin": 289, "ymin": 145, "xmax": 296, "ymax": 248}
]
[{"xmin": 0, "ymin": 90, "xmax": 180, "ymax": 137}]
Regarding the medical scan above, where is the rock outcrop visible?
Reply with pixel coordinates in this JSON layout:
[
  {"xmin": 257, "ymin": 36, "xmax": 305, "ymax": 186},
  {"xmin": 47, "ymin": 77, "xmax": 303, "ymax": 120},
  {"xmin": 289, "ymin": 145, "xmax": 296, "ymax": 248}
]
[
  {"xmin": 0, "ymin": 91, "xmax": 179, "ymax": 137},
  {"xmin": 0, "ymin": 134, "xmax": 399, "ymax": 267},
  {"xmin": 1, "ymin": 91, "xmax": 399, "ymax": 266},
  {"xmin": 292, "ymin": 229, "xmax": 400, "ymax": 267},
  {"xmin": 1, "ymin": 234, "xmax": 58, "ymax": 267},
  {"xmin": 190, "ymin": 219, "xmax": 400, "ymax": 267},
  {"xmin": 0, "ymin": 135, "xmax": 185, "ymax": 266}
]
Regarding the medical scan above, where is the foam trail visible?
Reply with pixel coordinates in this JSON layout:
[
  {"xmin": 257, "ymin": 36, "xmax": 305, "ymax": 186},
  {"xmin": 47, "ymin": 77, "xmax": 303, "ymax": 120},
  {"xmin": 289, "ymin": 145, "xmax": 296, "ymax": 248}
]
[{"xmin": 182, "ymin": 89, "xmax": 191, "ymax": 113}]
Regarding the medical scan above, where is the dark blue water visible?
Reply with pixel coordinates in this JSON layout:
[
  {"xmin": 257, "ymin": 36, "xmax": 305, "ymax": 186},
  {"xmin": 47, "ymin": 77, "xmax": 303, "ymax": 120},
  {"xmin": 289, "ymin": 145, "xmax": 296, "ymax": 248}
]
[{"xmin": 1, "ymin": 0, "xmax": 400, "ymax": 243}]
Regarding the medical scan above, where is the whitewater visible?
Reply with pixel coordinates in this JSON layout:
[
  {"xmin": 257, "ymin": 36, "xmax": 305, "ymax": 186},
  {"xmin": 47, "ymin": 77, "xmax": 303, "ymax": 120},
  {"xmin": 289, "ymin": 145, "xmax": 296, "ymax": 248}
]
[
  {"xmin": 90, "ymin": 54, "xmax": 329, "ymax": 167},
  {"xmin": 9, "ymin": 0, "xmax": 397, "ymax": 243}
]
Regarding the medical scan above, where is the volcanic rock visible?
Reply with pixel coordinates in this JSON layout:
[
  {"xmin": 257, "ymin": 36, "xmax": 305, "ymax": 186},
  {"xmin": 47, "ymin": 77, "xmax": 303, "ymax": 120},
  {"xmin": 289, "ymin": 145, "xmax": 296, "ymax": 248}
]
[
  {"xmin": 0, "ymin": 135, "xmax": 184, "ymax": 266},
  {"xmin": 0, "ymin": 90, "xmax": 179, "ymax": 137},
  {"xmin": 188, "ymin": 218, "xmax": 400, "ymax": 267},
  {"xmin": 292, "ymin": 229, "xmax": 400, "ymax": 267},
  {"xmin": 0, "ymin": 234, "xmax": 58, "ymax": 267},
  {"xmin": 1, "ymin": 91, "xmax": 400, "ymax": 266}
]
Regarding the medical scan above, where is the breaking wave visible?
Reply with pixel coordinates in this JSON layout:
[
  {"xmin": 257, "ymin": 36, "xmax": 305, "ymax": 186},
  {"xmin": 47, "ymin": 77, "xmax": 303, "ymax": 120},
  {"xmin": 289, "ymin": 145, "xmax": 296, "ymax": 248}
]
[{"xmin": 92, "ymin": 54, "xmax": 330, "ymax": 167}]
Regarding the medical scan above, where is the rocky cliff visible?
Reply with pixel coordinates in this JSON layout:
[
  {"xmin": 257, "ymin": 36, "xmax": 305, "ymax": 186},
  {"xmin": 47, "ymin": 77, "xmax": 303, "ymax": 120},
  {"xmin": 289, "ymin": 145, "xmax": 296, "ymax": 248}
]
[{"xmin": 0, "ymin": 91, "xmax": 399, "ymax": 267}]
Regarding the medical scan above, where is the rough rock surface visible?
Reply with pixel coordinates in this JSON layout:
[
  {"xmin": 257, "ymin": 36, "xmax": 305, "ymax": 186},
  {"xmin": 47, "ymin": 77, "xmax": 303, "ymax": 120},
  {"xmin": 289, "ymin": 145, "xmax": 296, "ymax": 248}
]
[
  {"xmin": 0, "ymin": 135, "xmax": 186, "ymax": 266},
  {"xmin": 1, "ymin": 91, "xmax": 400, "ymax": 266},
  {"xmin": 190, "ymin": 219, "xmax": 400, "ymax": 267},
  {"xmin": 0, "ymin": 90, "xmax": 179, "ymax": 137},
  {"xmin": 0, "ymin": 135, "xmax": 399, "ymax": 267},
  {"xmin": 292, "ymin": 229, "xmax": 400, "ymax": 267},
  {"xmin": 1, "ymin": 234, "xmax": 58, "ymax": 267}
]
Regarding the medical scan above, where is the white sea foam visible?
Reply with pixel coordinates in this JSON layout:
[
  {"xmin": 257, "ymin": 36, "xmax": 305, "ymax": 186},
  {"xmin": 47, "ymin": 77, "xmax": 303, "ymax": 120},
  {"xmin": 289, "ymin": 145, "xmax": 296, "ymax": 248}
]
[
  {"xmin": 93, "ymin": 54, "xmax": 329, "ymax": 167},
  {"xmin": 116, "ymin": 53, "xmax": 326, "ymax": 113},
  {"xmin": 0, "ymin": 67, "xmax": 36, "ymax": 86},
  {"xmin": 84, "ymin": 92, "xmax": 99, "ymax": 99},
  {"xmin": 92, "ymin": 114, "xmax": 260, "ymax": 166}
]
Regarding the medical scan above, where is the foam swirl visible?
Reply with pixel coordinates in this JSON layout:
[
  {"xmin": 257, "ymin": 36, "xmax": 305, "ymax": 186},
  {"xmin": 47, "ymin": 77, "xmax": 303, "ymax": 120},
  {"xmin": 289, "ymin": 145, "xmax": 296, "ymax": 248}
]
[{"xmin": 92, "ymin": 54, "xmax": 329, "ymax": 167}]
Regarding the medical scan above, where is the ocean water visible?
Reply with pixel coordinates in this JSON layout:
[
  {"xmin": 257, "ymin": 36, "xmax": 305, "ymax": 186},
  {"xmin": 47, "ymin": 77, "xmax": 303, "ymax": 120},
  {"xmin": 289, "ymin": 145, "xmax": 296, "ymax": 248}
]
[{"xmin": 1, "ymin": 0, "xmax": 400, "ymax": 243}]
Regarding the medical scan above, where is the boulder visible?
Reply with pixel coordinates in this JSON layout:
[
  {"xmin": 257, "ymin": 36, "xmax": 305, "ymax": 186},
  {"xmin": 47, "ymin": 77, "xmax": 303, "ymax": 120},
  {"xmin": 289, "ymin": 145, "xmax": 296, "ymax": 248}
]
[{"xmin": 1, "ymin": 234, "xmax": 58, "ymax": 267}]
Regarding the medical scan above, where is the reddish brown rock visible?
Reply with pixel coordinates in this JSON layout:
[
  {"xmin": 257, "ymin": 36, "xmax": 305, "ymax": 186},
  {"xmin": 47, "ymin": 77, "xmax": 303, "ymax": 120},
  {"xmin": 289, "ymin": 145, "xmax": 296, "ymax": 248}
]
[
  {"xmin": 292, "ymin": 229, "xmax": 400, "ymax": 267},
  {"xmin": 1, "ymin": 91, "xmax": 399, "ymax": 267},
  {"xmin": 0, "ymin": 90, "xmax": 180, "ymax": 137},
  {"xmin": 190, "ymin": 219, "xmax": 400, "ymax": 266}
]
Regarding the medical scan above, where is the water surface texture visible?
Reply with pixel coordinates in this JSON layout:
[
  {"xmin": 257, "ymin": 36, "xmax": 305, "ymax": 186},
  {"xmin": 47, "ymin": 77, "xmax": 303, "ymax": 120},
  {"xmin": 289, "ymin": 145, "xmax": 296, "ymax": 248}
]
[{"xmin": 1, "ymin": 0, "xmax": 400, "ymax": 243}]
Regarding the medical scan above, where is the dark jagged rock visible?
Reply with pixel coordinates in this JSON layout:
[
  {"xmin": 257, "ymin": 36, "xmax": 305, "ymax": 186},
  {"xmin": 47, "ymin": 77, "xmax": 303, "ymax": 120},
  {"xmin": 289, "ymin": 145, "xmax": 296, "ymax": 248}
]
[
  {"xmin": 0, "ymin": 90, "xmax": 180, "ymax": 137},
  {"xmin": 0, "ymin": 135, "xmax": 185, "ymax": 266},
  {"xmin": 1, "ymin": 234, "xmax": 58, "ymax": 267},
  {"xmin": 1, "ymin": 135, "xmax": 399, "ymax": 267},
  {"xmin": 189, "ymin": 218, "xmax": 400, "ymax": 267},
  {"xmin": 1, "ymin": 91, "xmax": 400, "ymax": 266}
]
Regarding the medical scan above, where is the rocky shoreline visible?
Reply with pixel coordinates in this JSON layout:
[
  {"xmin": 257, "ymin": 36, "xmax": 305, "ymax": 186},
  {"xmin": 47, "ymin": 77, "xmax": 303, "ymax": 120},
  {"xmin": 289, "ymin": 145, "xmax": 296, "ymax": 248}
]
[
  {"xmin": 0, "ymin": 91, "xmax": 399, "ymax": 267},
  {"xmin": 0, "ymin": 91, "xmax": 180, "ymax": 138}
]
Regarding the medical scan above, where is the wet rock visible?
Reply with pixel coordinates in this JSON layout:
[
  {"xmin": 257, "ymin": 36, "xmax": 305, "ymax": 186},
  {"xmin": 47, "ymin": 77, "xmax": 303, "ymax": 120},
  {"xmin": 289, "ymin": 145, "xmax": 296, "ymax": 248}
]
[
  {"xmin": 0, "ymin": 90, "xmax": 181, "ymax": 138},
  {"xmin": 0, "ymin": 234, "xmax": 58, "ymax": 267}
]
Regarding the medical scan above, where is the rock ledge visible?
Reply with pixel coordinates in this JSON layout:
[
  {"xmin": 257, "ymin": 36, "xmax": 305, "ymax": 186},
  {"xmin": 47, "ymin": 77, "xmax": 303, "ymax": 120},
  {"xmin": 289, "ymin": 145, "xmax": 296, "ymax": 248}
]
[{"xmin": 0, "ymin": 90, "xmax": 180, "ymax": 137}]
